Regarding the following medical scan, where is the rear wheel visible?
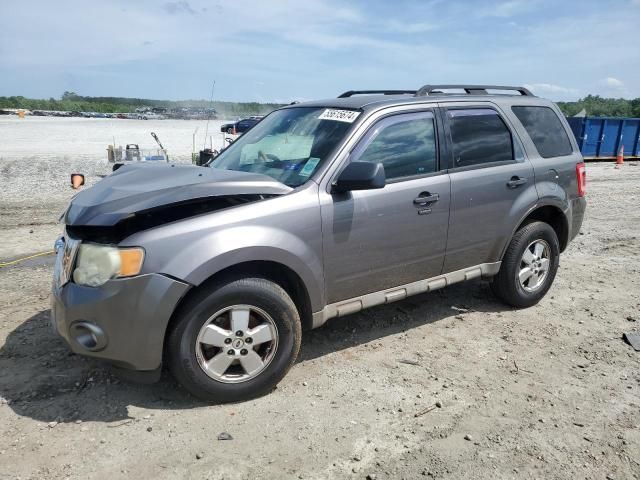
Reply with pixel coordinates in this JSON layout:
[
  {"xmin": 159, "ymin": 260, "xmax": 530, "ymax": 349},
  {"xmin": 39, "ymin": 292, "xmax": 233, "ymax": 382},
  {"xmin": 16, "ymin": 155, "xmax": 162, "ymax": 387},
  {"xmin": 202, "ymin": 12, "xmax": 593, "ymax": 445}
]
[
  {"xmin": 167, "ymin": 278, "xmax": 301, "ymax": 402},
  {"xmin": 491, "ymin": 221, "xmax": 560, "ymax": 308}
]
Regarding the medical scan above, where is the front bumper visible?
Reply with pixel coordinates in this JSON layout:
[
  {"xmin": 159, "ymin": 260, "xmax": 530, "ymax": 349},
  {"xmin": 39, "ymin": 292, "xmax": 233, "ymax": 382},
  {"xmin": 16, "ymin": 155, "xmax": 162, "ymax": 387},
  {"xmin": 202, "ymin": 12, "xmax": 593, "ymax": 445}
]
[{"xmin": 51, "ymin": 274, "xmax": 190, "ymax": 371}]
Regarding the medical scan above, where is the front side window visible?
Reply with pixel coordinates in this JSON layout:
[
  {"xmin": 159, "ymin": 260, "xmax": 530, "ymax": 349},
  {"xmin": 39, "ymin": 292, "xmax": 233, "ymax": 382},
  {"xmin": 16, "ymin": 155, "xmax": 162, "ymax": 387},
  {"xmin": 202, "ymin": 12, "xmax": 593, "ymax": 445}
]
[
  {"xmin": 448, "ymin": 109, "xmax": 514, "ymax": 168},
  {"xmin": 211, "ymin": 107, "xmax": 356, "ymax": 187},
  {"xmin": 352, "ymin": 112, "xmax": 437, "ymax": 180},
  {"xmin": 512, "ymin": 106, "xmax": 573, "ymax": 158}
]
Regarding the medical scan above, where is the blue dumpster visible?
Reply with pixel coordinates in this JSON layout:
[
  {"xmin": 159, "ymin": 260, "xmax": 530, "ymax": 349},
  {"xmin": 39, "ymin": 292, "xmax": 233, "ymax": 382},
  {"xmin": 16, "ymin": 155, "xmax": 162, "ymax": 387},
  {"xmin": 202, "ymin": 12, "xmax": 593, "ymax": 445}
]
[{"xmin": 567, "ymin": 116, "xmax": 640, "ymax": 159}]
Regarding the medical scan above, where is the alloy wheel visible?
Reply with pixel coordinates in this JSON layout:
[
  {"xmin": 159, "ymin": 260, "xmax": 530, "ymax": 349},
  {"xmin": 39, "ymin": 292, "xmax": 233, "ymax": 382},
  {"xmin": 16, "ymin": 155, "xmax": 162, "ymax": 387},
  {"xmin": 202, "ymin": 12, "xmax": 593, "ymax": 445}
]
[
  {"xmin": 195, "ymin": 305, "xmax": 278, "ymax": 384},
  {"xmin": 518, "ymin": 239, "xmax": 551, "ymax": 292}
]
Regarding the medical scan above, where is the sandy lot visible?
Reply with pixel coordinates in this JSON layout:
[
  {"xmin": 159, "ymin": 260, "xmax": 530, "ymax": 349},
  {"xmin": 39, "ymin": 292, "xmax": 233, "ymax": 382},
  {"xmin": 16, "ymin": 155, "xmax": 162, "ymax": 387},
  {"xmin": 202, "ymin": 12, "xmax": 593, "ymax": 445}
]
[
  {"xmin": 0, "ymin": 117, "xmax": 228, "ymax": 258},
  {"xmin": 0, "ymin": 135, "xmax": 639, "ymax": 478},
  {"xmin": 0, "ymin": 116, "xmax": 231, "ymax": 162}
]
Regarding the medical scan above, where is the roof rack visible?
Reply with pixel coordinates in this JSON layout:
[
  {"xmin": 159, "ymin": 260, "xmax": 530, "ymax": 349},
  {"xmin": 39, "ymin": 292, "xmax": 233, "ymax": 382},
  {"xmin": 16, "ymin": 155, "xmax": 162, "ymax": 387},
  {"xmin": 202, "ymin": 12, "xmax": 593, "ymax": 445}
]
[
  {"xmin": 415, "ymin": 85, "xmax": 534, "ymax": 97},
  {"xmin": 338, "ymin": 90, "xmax": 417, "ymax": 98}
]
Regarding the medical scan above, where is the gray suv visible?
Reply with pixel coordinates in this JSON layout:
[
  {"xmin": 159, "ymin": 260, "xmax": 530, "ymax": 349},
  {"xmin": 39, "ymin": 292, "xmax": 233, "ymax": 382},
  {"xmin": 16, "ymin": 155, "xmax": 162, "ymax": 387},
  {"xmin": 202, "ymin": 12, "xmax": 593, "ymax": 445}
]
[{"xmin": 51, "ymin": 85, "xmax": 587, "ymax": 402}]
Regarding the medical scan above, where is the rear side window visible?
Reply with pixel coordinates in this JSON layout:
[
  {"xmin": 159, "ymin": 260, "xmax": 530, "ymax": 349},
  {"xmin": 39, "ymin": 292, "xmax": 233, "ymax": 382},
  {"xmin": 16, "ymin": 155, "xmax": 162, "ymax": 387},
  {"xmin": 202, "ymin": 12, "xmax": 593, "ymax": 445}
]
[
  {"xmin": 511, "ymin": 106, "xmax": 573, "ymax": 158},
  {"xmin": 353, "ymin": 112, "xmax": 437, "ymax": 179},
  {"xmin": 448, "ymin": 109, "xmax": 513, "ymax": 168}
]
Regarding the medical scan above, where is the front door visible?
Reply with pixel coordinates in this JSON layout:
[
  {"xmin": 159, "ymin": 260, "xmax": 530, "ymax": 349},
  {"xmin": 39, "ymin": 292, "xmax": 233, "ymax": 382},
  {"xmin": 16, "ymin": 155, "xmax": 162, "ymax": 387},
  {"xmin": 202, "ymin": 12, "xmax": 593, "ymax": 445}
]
[{"xmin": 320, "ymin": 110, "xmax": 451, "ymax": 304}]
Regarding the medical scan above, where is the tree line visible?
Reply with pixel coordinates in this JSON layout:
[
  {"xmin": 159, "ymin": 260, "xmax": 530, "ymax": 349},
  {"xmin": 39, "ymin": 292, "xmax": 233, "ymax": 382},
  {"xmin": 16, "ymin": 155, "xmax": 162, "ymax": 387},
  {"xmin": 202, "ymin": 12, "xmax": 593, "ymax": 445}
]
[
  {"xmin": 2, "ymin": 92, "xmax": 640, "ymax": 118},
  {"xmin": 556, "ymin": 95, "xmax": 640, "ymax": 117},
  {"xmin": 0, "ymin": 92, "xmax": 284, "ymax": 117}
]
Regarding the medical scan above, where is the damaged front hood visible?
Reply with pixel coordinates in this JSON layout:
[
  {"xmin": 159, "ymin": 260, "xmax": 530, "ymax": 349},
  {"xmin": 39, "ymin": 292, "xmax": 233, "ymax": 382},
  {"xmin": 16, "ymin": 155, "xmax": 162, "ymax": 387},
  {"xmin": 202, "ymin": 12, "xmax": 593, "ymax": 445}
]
[{"xmin": 65, "ymin": 163, "xmax": 292, "ymax": 226}]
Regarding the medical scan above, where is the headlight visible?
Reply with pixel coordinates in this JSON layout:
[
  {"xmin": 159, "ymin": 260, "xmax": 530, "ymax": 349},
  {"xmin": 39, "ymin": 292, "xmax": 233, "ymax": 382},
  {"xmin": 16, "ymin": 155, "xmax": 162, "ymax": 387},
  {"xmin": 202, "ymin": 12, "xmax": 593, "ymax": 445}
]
[{"xmin": 73, "ymin": 244, "xmax": 145, "ymax": 287}]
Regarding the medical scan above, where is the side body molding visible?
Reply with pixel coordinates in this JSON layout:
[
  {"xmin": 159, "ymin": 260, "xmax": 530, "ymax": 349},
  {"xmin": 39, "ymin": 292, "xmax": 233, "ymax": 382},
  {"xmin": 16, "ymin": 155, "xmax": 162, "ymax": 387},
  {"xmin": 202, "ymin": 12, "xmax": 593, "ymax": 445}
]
[{"xmin": 312, "ymin": 262, "xmax": 501, "ymax": 328}]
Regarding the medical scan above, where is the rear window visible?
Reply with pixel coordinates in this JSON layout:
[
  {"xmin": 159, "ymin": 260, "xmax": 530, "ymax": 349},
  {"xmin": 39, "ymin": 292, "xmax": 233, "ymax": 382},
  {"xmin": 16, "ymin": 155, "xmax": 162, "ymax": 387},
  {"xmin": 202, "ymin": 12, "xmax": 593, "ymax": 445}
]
[
  {"xmin": 511, "ymin": 106, "xmax": 573, "ymax": 158},
  {"xmin": 448, "ymin": 109, "xmax": 514, "ymax": 167}
]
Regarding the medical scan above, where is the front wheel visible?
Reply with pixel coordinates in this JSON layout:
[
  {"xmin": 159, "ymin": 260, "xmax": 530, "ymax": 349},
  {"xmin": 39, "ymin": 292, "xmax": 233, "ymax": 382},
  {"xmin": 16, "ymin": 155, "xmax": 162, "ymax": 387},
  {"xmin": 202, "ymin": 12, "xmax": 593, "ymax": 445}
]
[
  {"xmin": 491, "ymin": 221, "xmax": 560, "ymax": 308},
  {"xmin": 167, "ymin": 278, "xmax": 301, "ymax": 402}
]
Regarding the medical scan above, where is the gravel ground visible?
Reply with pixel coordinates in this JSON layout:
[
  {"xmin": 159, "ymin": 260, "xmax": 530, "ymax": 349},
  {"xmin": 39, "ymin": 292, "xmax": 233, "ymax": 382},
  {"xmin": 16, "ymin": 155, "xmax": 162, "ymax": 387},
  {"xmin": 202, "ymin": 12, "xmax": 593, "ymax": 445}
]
[
  {"xmin": 0, "ymin": 148, "xmax": 639, "ymax": 479},
  {"xmin": 0, "ymin": 117, "xmax": 227, "ymax": 258},
  {"xmin": 0, "ymin": 117, "xmax": 229, "ymax": 215}
]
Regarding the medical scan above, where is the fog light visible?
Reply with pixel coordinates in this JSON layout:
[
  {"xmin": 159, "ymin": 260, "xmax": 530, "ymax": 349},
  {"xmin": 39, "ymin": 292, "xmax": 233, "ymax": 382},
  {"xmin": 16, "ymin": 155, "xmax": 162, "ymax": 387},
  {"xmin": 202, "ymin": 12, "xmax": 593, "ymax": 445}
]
[{"xmin": 69, "ymin": 322, "xmax": 107, "ymax": 351}]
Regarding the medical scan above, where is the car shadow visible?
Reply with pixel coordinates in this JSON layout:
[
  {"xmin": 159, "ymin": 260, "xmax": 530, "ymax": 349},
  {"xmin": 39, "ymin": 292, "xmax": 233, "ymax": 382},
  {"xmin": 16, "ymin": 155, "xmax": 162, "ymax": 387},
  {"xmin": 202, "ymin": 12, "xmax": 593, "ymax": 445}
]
[
  {"xmin": 0, "ymin": 310, "xmax": 205, "ymax": 424},
  {"xmin": 299, "ymin": 279, "xmax": 509, "ymax": 362},
  {"xmin": 0, "ymin": 280, "xmax": 509, "ymax": 424}
]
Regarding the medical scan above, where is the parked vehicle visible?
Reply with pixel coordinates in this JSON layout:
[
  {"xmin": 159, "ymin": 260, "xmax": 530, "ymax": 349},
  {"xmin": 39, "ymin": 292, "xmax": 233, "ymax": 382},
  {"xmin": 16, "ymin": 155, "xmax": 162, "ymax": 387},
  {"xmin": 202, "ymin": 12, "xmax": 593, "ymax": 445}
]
[
  {"xmin": 136, "ymin": 113, "xmax": 166, "ymax": 120},
  {"xmin": 220, "ymin": 116, "xmax": 262, "ymax": 134},
  {"xmin": 52, "ymin": 85, "xmax": 586, "ymax": 402}
]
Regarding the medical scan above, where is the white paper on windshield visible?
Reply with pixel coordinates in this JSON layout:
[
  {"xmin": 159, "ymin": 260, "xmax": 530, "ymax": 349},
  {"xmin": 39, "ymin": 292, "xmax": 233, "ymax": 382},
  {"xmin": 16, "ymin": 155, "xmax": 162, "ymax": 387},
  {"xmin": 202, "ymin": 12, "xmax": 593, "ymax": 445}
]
[
  {"xmin": 318, "ymin": 109, "xmax": 360, "ymax": 123},
  {"xmin": 240, "ymin": 134, "xmax": 313, "ymax": 164}
]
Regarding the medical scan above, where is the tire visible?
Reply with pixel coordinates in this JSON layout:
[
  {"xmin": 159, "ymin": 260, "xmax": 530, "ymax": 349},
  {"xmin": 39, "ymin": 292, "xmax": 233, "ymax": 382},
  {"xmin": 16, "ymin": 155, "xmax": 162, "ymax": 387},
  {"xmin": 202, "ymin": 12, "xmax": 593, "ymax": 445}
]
[
  {"xmin": 167, "ymin": 278, "xmax": 302, "ymax": 402},
  {"xmin": 226, "ymin": 127, "xmax": 234, "ymax": 134},
  {"xmin": 491, "ymin": 221, "xmax": 560, "ymax": 308},
  {"xmin": 112, "ymin": 163, "xmax": 124, "ymax": 172}
]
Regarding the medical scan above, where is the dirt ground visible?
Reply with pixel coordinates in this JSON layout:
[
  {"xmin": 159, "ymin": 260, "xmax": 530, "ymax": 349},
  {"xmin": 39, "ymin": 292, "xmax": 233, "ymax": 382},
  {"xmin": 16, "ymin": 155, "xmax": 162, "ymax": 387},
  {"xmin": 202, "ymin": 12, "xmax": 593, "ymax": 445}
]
[{"xmin": 0, "ymin": 162, "xmax": 639, "ymax": 480}]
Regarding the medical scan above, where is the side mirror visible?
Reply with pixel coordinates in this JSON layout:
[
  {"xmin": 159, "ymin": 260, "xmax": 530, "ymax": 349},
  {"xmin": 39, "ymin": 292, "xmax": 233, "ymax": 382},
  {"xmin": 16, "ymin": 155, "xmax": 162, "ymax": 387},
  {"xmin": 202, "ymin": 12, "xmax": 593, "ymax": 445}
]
[{"xmin": 333, "ymin": 161, "xmax": 386, "ymax": 193}]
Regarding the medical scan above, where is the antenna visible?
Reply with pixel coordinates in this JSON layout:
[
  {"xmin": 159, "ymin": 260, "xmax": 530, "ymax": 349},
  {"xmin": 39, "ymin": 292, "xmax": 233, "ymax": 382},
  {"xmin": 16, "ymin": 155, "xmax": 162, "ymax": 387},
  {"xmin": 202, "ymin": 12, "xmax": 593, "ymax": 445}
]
[{"xmin": 202, "ymin": 80, "xmax": 216, "ymax": 150}]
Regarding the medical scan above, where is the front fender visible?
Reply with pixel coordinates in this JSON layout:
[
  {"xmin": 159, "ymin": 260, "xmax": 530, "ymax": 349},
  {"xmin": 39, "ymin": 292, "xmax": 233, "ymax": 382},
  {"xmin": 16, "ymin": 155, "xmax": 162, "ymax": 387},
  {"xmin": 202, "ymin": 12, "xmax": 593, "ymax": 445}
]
[
  {"xmin": 151, "ymin": 225, "xmax": 324, "ymax": 312},
  {"xmin": 121, "ymin": 184, "xmax": 325, "ymax": 312}
]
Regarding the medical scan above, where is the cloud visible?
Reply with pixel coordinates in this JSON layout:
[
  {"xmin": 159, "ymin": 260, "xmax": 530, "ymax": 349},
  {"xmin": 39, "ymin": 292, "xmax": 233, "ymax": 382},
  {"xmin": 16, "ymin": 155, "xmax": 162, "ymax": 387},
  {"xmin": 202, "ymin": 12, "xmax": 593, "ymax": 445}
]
[
  {"xmin": 384, "ymin": 20, "xmax": 437, "ymax": 34},
  {"xmin": 1, "ymin": 0, "xmax": 640, "ymax": 101},
  {"xmin": 524, "ymin": 83, "xmax": 579, "ymax": 95},
  {"xmin": 603, "ymin": 77, "xmax": 624, "ymax": 88},
  {"xmin": 480, "ymin": 0, "xmax": 533, "ymax": 17},
  {"xmin": 163, "ymin": 1, "xmax": 195, "ymax": 15}
]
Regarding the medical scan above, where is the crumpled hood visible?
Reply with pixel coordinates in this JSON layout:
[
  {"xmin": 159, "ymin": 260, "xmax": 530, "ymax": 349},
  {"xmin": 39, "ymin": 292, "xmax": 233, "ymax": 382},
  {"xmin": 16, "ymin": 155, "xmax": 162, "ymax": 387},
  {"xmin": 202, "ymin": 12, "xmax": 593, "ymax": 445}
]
[{"xmin": 64, "ymin": 163, "xmax": 292, "ymax": 226}]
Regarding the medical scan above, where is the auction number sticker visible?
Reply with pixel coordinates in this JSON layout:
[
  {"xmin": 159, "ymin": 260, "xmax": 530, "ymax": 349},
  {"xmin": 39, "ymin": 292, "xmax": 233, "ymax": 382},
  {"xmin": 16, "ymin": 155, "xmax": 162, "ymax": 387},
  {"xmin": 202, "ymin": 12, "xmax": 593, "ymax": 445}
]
[{"xmin": 318, "ymin": 109, "xmax": 361, "ymax": 123}]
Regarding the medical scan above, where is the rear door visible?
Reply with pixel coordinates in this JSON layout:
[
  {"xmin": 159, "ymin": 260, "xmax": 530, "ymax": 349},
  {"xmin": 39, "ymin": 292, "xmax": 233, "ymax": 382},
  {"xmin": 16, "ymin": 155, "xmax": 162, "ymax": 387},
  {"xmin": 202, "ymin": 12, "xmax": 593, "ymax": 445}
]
[
  {"xmin": 237, "ymin": 120, "xmax": 254, "ymax": 132},
  {"xmin": 440, "ymin": 103, "xmax": 538, "ymax": 273},
  {"xmin": 510, "ymin": 104, "xmax": 582, "ymax": 201}
]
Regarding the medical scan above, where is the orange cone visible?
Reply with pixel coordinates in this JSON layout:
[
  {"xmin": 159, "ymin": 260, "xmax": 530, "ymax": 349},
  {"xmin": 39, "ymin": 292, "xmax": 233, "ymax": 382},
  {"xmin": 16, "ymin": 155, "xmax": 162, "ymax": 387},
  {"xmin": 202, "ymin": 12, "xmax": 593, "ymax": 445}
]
[
  {"xmin": 71, "ymin": 173, "xmax": 85, "ymax": 189},
  {"xmin": 615, "ymin": 145, "xmax": 624, "ymax": 168}
]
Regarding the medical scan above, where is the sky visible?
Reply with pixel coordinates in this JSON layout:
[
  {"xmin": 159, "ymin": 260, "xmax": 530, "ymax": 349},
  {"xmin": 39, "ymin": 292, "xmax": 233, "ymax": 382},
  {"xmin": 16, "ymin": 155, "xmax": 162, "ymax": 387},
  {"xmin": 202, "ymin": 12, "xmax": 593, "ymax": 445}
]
[{"xmin": 1, "ymin": 0, "xmax": 639, "ymax": 103}]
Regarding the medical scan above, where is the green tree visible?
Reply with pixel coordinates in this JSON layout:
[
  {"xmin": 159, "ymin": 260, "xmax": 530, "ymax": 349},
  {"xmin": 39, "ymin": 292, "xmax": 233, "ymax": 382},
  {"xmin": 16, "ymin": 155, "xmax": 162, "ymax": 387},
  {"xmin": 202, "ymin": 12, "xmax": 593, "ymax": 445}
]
[{"xmin": 61, "ymin": 91, "xmax": 81, "ymax": 101}]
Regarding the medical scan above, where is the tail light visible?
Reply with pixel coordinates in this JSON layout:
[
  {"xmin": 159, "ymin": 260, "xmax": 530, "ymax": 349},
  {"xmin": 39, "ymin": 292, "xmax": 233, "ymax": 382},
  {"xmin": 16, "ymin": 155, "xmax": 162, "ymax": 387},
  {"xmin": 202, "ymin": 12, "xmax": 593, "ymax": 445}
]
[{"xmin": 576, "ymin": 162, "xmax": 586, "ymax": 197}]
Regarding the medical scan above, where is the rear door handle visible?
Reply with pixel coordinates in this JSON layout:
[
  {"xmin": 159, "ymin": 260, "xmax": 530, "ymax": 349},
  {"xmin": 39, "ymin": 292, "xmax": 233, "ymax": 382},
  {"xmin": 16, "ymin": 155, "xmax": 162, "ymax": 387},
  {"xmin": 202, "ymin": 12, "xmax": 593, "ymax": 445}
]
[
  {"xmin": 413, "ymin": 192, "xmax": 439, "ymax": 206},
  {"xmin": 507, "ymin": 176, "xmax": 527, "ymax": 188}
]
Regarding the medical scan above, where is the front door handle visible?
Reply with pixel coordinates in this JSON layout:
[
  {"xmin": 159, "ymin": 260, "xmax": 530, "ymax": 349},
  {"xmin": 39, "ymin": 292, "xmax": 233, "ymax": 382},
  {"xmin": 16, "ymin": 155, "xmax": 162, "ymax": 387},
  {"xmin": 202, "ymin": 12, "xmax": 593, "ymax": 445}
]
[
  {"xmin": 507, "ymin": 176, "xmax": 527, "ymax": 188},
  {"xmin": 413, "ymin": 192, "xmax": 439, "ymax": 206}
]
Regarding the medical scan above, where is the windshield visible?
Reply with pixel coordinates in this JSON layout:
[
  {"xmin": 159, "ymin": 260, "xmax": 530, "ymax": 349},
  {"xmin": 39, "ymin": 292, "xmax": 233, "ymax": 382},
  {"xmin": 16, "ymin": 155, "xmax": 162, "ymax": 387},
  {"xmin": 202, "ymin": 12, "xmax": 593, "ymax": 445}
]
[{"xmin": 209, "ymin": 107, "xmax": 357, "ymax": 187}]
